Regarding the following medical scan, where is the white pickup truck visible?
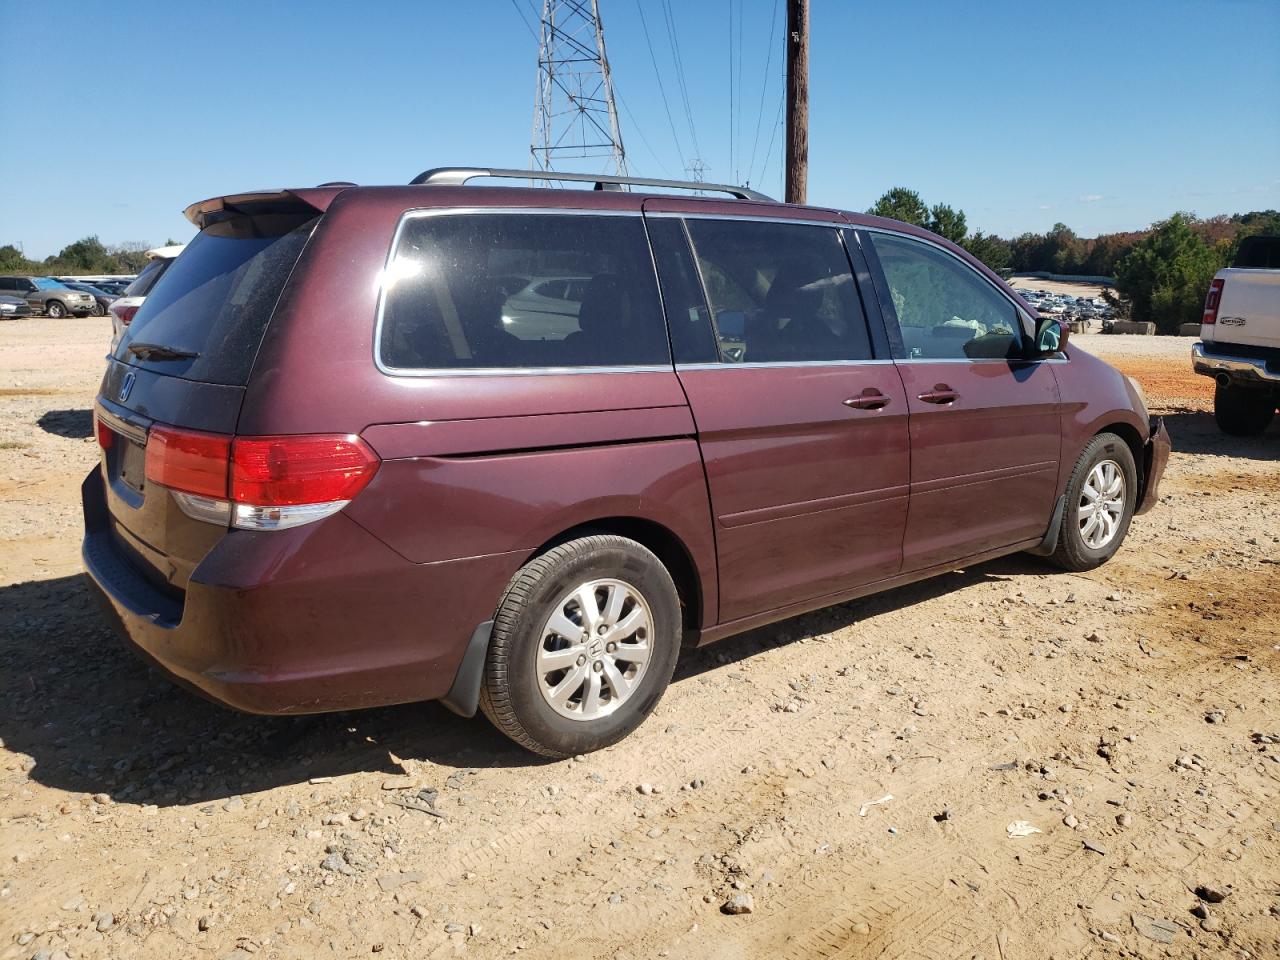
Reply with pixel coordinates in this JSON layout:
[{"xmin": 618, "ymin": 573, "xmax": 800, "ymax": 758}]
[{"xmin": 1192, "ymin": 235, "xmax": 1280, "ymax": 435}]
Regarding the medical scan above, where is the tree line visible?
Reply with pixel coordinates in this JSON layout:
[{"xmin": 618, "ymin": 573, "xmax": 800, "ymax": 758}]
[
  {"xmin": 867, "ymin": 187, "xmax": 1280, "ymax": 333},
  {"xmin": 0, "ymin": 236, "xmax": 183, "ymax": 278}
]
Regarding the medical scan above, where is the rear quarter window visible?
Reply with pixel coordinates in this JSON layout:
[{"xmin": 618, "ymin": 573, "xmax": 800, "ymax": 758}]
[
  {"xmin": 379, "ymin": 213, "xmax": 670, "ymax": 371},
  {"xmin": 113, "ymin": 214, "xmax": 317, "ymax": 385}
]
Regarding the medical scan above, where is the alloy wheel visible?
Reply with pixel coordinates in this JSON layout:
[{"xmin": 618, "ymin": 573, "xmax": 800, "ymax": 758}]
[
  {"xmin": 535, "ymin": 578, "xmax": 653, "ymax": 721},
  {"xmin": 1078, "ymin": 459, "xmax": 1126, "ymax": 549}
]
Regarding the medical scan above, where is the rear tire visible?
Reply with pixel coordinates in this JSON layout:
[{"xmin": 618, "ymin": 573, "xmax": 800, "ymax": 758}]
[
  {"xmin": 1048, "ymin": 432, "xmax": 1138, "ymax": 572},
  {"xmin": 1214, "ymin": 383, "xmax": 1275, "ymax": 436},
  {"xmin": 479, "ymin": 535, "xmax": 681, "ymax": 758},
  {"xmin": 91, "ymin": 301, "xmax": 105, "ymax": 317},
  {"xmin": 45, "ymin": 300, "xmax": 67, "ymax": 319}
]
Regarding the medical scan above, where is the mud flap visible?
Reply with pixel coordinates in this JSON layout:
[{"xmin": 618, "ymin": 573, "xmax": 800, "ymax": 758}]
[
  {"xmin": 439, "ymin": 620, "xmax": 494, "ymax": 718},
  {"xmin": 1027, "ymin": 494, "xmax": 1066, "ymax": 557}
]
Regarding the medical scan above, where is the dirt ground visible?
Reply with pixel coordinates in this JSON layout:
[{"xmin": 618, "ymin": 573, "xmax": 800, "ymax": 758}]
[{"xmin": 2, "ymin": 317, "xmax": 1277, "ymax": 960}]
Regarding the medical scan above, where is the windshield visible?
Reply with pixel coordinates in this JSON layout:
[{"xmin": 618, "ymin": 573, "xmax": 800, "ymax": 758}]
[
  {"xmin": 32, "ymin": 278, "xmax": 68, "ymax": 291},
  {"xmin": 113, "ymin": 213, "xmax": 318, "ymax": 385}
]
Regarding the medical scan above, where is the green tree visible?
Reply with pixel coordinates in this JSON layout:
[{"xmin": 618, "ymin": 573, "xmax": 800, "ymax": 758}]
[
  {"xmin": 961, "ymin": 231, "xmax": 1012, "ymax": 271},
  {"xmin": 50, "ymin": 236, "xmax": 113, "ymax": 273},
  {"xmin": 1113, "ymin": 213, "xmax": 1225, "ymax": 332},
  {"xmin": 927, "ymin": 203, "xmax": 967, "ymax": 244},
  {"xmin": 0, "ymin": 245, "xmax": 36, "ymax": 273},
  {"xmin": 868, "ymin": 187, "xmax": 929, "ymax": 227}
]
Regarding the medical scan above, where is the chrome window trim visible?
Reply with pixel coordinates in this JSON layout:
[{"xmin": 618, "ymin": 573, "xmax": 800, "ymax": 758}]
[
  {"xmin": 376, "ymin": 363, "xmax": 675, "ymax": 378},
  {"xmin": 676, "ymin": 359, "xmax": 896, "ymax": 371},
  {"xmin": 857, "ymin": 225, "xmax": 1038, "ymax": 339},
  {"xmin": 374, "ymin": 207, "xmax": 659, "ymax": 378},
  {"xmin": 646, "ymin": 210, "xmax": 845, "ymax": 230}
]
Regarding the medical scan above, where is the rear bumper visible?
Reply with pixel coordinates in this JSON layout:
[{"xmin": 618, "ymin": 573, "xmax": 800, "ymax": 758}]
[
  {"xmin": 80, "ymin": 468, "xmax": 521, "ymax": 715},
  {"xmin": 1136, "ymin": 416, "xmax": 1170, "ymax": 515},
  {"xmin": 1192, "ymin": 341, "xmax": 1280, "ymax": 386}
]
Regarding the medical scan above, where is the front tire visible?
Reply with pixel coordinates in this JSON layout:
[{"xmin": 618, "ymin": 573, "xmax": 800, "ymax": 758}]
[
  {"xmin": 1048, "ymin": 432, "xmax": 1138, "ymax": 572},
  {"xmin": 45, "ymin": 300, "xmax": 67, "ymax": 319},
  {"xmin": 1214, "ymin": 383, "xmax": 1275, "ymax": 436},
  {"xmin": 479, "ymin": 535, "xmax": 681, "ymax": 758}
]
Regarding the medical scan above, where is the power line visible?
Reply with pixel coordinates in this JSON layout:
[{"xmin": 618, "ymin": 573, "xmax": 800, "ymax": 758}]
[
  {"xmin": 616, "ymin": 86, "xmax": 673, "ymax": 177},
  {"xmin": 727, "ymin": 0, "xmax": 734, "ymax": 184},
  {"xmin": 658, "ymin": 0, "xmax": 702, "ymax": 162},
  {"xmin": 634, "ymin": 0, "xmax": 686, "ymax": 166},
  {"xmin": 746, "ymin": 0, "xmax": 780, "ymax": 186},
  {"xmin": 758, "ymin": 82, "xmax": 785, "ymax": 195},
  {"xmin": 735, "ymin": 0, "xmax": 744, "ymax": 182},
  {"xmin": 508, "ymin": 0, "xmax": 539, "ymax": 41}
]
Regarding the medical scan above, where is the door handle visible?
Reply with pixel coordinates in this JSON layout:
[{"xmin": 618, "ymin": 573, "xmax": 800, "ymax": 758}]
[
  {"xmin": 843, "ymin": 390, "xmax": 892, "ymax": 411},
  {"xmin": 917, "ymin": 384, "xmax": 959, "ymax": 405}
]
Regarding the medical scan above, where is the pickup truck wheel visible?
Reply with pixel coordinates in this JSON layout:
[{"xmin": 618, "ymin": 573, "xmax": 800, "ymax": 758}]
[
  {"xmin": 45, "ymin": 300, "xmax": 67, "ymax": 319},
  {"xmin": 1048, "ymin": 432, "xmax": 1137, "ymax": 572},
  {"xmin": 479, "ymin": 535, "xmax": 681, "ymax": 758},
  {"xmin": 1213, "ymin": 383, "xmax": 1275, "ymax": 436}
]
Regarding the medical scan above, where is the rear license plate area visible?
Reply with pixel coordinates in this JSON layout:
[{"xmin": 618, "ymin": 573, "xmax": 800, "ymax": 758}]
[{"xmin": 118, "ymin": 438, "xmax": 146, "ymax": 493}]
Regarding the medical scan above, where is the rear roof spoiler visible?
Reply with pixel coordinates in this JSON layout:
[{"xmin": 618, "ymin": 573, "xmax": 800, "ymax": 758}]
[{"xmin": 184, "ymin": 188, "xmax": 346, "ymax": 229}]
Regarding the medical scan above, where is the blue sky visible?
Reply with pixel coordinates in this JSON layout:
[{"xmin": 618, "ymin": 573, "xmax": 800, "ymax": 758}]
[{"xmin": 2, "ymin": 0, "xmax": 1277, "ymax": 258}]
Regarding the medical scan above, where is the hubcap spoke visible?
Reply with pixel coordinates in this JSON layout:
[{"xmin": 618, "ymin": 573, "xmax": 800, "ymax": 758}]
[
  {"xmin": 574, "ymin": 585, "xmax": 603, "ymax": 632},
  {"xmin": 600, "ymin": 658, "xmax": 630, "ymax": 701},
  {"xmin": 612, "ymin": 641, "xmax": 650, "ymax": 665},
  {"xmin": 548, "ymin": 664, "xmax": 587, "ymax": 707},
  {"xmin": 545, "ymin": 610, "xmax": 583, "ymax": 643},
  {"xmin": 581, "ymin": 669, "xmax": 603, "ymax": 717},
  {"xmin": 606, "ymin": 605, "xmax": 646, "ymax": 642},
  {"xmin": 538, "ymin": 644, "xmax": 585, "ymax": 673}
]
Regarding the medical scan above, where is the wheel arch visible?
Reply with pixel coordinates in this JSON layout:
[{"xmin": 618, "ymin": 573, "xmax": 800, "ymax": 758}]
[
  {"xmin": 1094, "ymin": 420, "xmax": 1146, "ymax": 491},
  {"xmin": 525, "ymin": 517, "xmax": 706, "ymax": 635}
]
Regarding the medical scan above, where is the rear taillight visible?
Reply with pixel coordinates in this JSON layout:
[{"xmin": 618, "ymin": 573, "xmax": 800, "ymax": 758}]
[
  {"xmin": 1202, "ymin": 278, "xmax": 1224, "ymax": 325},
  {"xmin": 231, "ymin": 435, "xmax": 380, "ymax": 506},
  {"xmin": 94, "ymin": 409, "xmax": 114, "ymax": 451},
  {"xmin": 145, "ymin": 426, "xmax": 231, "ymax": 499},
  {"xmin": 143, "ymin": 425, "xmax": 379, "ymax": 530},
  {"xmin": 110, "ymin": 302, "xmax": 139, "ymax": 327}
]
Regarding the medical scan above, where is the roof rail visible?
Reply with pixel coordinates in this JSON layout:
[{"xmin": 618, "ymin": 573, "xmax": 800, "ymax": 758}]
[{"xmin": 409, "ymin": 166, "xmax": 774, "ymax": 202}]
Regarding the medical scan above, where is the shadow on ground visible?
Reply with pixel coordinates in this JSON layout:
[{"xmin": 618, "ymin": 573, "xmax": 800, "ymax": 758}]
[
  {"xmin": 1159, "ymin": 409, "xmax": 1279, "ymax": 460},
  {"xmin": 37, "ymin": 408, "xmax": 93, "ymax": 440}
]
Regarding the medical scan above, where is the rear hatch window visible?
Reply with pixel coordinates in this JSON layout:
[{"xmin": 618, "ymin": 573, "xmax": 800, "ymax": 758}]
[
  {"xmin": 1233, "ymin": 235, "xmax": 1280, "ymax": 269},
  {"xmin": 113, "ymin": 212, "xmax": 317, "ymax": 385},
  {"xmin": 123, "ymin": 258, "xmax": 171, "ymax": 297}
]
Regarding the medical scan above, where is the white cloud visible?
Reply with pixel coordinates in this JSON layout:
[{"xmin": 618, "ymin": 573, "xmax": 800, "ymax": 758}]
[{"xmin": 1080, "ymin": 194, "xmax": 1104, "ymax": 203}]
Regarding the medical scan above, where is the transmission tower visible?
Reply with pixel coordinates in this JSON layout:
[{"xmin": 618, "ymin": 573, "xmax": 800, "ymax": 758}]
[{"xmin": 531, "ymin": 0, "xmax": 628, "ymax": 176}]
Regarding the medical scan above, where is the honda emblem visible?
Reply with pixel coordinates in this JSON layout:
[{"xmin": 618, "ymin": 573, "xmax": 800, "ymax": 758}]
[{"xmin": 118, "ymin": 371, "xmax": 136, "ymax": 403}]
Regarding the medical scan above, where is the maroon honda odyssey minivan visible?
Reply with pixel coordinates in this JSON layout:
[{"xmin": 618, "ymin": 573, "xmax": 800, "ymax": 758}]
[{"xmin": 83, "ymin": 167, "xmax": 1170, "ymax": 757}]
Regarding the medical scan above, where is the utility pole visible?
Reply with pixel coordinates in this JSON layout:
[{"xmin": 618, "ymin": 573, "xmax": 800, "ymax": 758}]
[
  {"xmin": 531, "ymin": 0, "xmax": 628, "ymax": 176},
  {"xmin": 784, "ymin": 0, "xmax": 808, "ymax": 204}
]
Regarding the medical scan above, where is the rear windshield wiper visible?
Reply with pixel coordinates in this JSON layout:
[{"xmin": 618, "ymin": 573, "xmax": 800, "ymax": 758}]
[{"xmin": 126, "ymin": 342, "xmax": 200, "ymax": 361}]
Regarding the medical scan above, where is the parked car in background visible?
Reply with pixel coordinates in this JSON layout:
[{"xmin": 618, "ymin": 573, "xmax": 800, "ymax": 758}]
[
  {"xmin": 108, "ymin": 245, "xmax": 184, "ymax": 348},
  {"xmin": 1192, "ymin": 234, "xmax": 1280, "ymax": 435},
  {"xmin": 500, "ymin": 274, "xmax": 591, "ymax": 339},
  {"xmin": 0, "ymin": 294, "xmax": 34, "ymax": 320},
  {"xmin": 0, "ymin": 276, "xmax": 97, "ymax": 317},
  {"xmin": 60, "ymin": 280, "xmax": 119, "ymax": 317},
  {"xmin": 83, "ymin": 166, "xmax": 1168, "ymax": 758}
]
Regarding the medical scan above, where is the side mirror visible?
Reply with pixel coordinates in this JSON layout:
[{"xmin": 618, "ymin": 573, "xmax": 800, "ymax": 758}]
[{"xmin": 1033, "ymin": 317, "xmax": 1068, "ymax": 357}]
